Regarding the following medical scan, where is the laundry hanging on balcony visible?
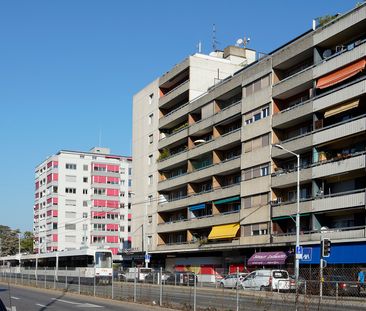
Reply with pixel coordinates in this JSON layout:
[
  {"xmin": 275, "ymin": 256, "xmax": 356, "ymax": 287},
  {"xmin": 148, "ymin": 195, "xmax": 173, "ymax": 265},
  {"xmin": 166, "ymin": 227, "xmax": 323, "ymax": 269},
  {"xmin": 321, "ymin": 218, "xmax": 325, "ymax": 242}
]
[
  {"xmin": 208, "ymin": 223, "xmax": 240, "ymax": 240},
  {"xmin": 316, "ymin": 58, "xmax": 366, "ymax": 89}
]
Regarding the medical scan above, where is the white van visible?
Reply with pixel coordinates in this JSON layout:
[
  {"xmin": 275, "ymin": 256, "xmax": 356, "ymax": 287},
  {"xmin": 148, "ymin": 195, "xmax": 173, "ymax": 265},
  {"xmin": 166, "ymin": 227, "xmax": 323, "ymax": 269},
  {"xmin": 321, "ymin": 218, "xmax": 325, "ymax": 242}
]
[
  {"xmin": 125, "ymin": 267, "xmax": 153, "ymax": 282},
  {"xmin": 239, "ymin": 269, "xmax": 290, "ymax": 291}
]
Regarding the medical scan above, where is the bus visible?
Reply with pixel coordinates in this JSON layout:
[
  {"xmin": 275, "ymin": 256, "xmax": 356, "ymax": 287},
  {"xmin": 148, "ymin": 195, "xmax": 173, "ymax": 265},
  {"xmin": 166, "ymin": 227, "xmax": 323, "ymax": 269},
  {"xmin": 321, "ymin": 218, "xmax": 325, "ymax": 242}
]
[{"xmin": 0, "ymin": 249, "xmax": 113, "ymax": 284}]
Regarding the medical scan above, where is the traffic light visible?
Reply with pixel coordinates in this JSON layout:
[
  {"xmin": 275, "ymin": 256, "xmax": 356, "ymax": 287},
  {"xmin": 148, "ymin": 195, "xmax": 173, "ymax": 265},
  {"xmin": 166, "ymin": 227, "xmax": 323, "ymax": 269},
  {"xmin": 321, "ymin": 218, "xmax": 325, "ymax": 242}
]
[{"xmin": 321, "ymin": 238, "xmax": 331, "ymax": 257}]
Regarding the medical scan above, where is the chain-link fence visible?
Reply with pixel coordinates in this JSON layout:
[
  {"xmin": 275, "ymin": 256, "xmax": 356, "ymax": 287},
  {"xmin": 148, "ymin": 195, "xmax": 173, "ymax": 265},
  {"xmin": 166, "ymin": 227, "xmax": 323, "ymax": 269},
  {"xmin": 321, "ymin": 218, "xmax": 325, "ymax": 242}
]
[{"xmin": 1, "ymin": 267, "xmax": 366, "ymax": 311}]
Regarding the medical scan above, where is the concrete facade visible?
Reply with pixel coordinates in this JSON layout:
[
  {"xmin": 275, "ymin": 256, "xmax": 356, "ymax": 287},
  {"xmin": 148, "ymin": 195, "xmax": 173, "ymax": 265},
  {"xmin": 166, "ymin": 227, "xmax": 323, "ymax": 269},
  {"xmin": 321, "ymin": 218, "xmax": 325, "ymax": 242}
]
[
  {"xmin": 131, "ymin": 3, "xmax": 366, "ymax": 270},
  {"xmin": 33, "ymin": 148, "xmax": 131, "ymax": 257}
]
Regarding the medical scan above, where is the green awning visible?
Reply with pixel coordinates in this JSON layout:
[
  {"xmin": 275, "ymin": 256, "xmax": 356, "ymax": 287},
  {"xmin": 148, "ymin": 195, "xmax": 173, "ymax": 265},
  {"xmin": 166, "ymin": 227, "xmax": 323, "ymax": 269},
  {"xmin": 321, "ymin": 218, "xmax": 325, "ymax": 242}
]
[
  {"xmin": 213, "ymin": 196, "xmax": 241, "ymax": 205},
  {"xmin": 272, "ymin": 213, "xmax": 310, "ymax": 221}
]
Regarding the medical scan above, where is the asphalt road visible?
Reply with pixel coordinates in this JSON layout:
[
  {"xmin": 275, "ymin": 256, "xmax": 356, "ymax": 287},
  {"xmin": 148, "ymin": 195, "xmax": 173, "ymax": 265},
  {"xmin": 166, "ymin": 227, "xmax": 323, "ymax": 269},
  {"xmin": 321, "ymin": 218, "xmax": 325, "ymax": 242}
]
[
  {"xmin": 1, "ymin": 280, "xmax": 366, "ymax": 311},
  {"xmin": 0, "ymin": 283, "xmax": 170, "ymax": 311}
]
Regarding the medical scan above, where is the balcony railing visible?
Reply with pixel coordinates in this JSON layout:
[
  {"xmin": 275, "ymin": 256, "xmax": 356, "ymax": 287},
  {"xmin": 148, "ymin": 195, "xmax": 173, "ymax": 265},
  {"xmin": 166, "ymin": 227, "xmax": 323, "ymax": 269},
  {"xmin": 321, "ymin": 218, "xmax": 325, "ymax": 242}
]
[
  {"xmin": 160, "ymin": 79, "xmax": 189, "ymax": 98},
  {"xmin": 273, "ymin": 225, "xmax": 366, "ymax": 239},
  {"xmin": 277, "ymin": 113, "xmax": 366, "ymax": 145},
  {"xmin": 160, "ymin": 181, "xmax": 241, "ymax": 204},
  {"xmin": 159, "ymin": 209, "xmax": 239, "ymax": 226},
  {"xmin": 271, "ymin": 188, "xmax": 365, "ymax": 208},
  {"xmin": 159, "ymin": 100, "xmax": 241, "ymax": 140}
]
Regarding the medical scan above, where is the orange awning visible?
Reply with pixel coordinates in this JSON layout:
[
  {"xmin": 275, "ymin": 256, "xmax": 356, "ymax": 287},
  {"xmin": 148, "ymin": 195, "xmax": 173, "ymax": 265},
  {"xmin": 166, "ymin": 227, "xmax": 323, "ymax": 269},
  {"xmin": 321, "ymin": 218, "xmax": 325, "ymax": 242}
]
[
  {"xmin": 324, "ymin": 99, "xmax": 359, "ymax": 118},
  {"xmin": 316, "ymin": 58, "xmax": 366, "ymax": 89}
]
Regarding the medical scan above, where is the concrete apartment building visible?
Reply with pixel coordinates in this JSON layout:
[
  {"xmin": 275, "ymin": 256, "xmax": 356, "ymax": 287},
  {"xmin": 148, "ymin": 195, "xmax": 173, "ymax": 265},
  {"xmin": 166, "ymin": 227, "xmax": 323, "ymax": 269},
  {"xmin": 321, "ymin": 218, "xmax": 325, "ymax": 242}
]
[
  {"xmin": 33, "ymin": 147, "xmax": 132, "ymax": 256},
  {"xmin": 132, "ymin": 3, "xmax": 366, "ymax": 270}
]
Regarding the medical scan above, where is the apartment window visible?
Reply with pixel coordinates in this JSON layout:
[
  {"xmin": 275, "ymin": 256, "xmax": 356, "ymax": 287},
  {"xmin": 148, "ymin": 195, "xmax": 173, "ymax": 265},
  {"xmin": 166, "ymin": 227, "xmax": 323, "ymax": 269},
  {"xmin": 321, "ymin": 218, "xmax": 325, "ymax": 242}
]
[
  {"xmin": 120, "ymin": 226, "xmax": 125, "ymax": 232},
  {"xmin": 148, "ymin": 134, "xmax": 153, "ymax": 144},
  {"xmin": 148, "ymin": 195, "xmax": 153, "ymax": 204},
  {"xmin": 66, "ymin": 163, "xmax": 77, "ymax": 170},
  {"xmin": 128, "ymin": 226, "xmax": 131, "ymax": 233},
  {"xmin": 83, "ymin": 177, "xmax": 88, "ymax": 183},
  {"xmin": 82, "ymin": 224, "xmax": 88, "ymax": 230},
  {"xmin": 149, "ymin": 93, "xmax": 154, "ymax": 105},
  {"xmin": 93, "ymin": 224, "xmax": 105, "ymax": 231},
  {"xmin": 83, "ymin": 165, "xmax": 88, "ymax": 171},
  {"xmin": 83, "ymin": 201, "xmax": 88, "ymax": 207},
  {"xmin": 244, "ymin": 105, "xmax": 270, "ymax": 125},
  {"xmin": 94, "ymin": 188, "xmax": 105, "ymax": 195},
  {"xmin": 148, "ymin": 215, "xmax": 152, "ymax": 224},
  {"xmin": 148, "ymin": 154, "xmax": 153, "ymax": 165},
  {"xmin": 65, "ymin": 211, "xmax": 76, "ymax": 218},
  {"xmin": 65, "ymin": 188, "xmax": 76, "ymax": 194},
  {"xmin": 244, "ymin": 193, "xmax": 269, "ymax": 209},
  {"xmin": 121, "ymin": 215, "xmax": 125, "ymax": 221},
  {"xmin": 53, "ymin": 223, "xmax": 57, "ymax": 229},
  {"xmin": 260, "ymin": 165, "xmax": 269, "ymax": 176},
  {"xmin": 128, "ymin": 179, "xmax": 132, "ymax": 187},
  {"xmin": 148, "ymin": 175, "xmax": 153, "ymax": 185},
  {"xmin": 65, "ymin": 224, "xmax": 76, "ymax": 230},
  {"xmin": 65, "ymin": 199, "xmax": 76, "ymax": 206},
  {"xmin": 82, "ymin": 212, "xmax": 88, "ymax": 218},
  {"xmin": 83, "ymin": 189, "xmax": 88, "ymax": 195},
  {"xmin": 128, "ymin": 168, "xmax": 132, "ymax": 175},
  {"xmin": 65, "ymin": 175, "xmax": 76, "ymax": 182},
  {"xmin": 148, "ymin": 113, "xmax": 153, "ymax": 125},
  {"xmin": 244, "ymin": 74, "xmax": 271, "ymax": 97}
]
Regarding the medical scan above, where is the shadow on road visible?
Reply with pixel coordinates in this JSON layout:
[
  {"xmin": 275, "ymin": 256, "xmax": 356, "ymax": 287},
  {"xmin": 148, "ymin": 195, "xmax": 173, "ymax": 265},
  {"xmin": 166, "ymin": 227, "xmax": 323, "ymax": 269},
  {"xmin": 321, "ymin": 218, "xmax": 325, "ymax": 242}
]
[{"xmin": 37, "ymin": 286, "xmax": 69, "ymax": 311}]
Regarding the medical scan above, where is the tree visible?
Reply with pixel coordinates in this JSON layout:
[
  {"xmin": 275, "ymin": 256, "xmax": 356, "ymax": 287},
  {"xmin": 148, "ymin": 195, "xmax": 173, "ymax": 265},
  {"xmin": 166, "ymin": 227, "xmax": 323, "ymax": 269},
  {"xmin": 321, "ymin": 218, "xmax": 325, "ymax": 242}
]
[
  {"xmin": 0, "ymin": 225, "xmax": 19, "ymax": 256},
  {"xmin": 20, "ymin": 231, "xmax": 34, "ymax": 254}
]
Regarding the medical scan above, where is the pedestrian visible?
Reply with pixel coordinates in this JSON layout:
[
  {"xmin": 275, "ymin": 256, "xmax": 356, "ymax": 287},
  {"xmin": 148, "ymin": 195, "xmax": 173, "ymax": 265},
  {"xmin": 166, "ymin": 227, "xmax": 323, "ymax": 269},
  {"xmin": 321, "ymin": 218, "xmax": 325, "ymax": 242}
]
[{"xmin": 358, "ymin": 270, "xmax": 365, "ymax": 289}]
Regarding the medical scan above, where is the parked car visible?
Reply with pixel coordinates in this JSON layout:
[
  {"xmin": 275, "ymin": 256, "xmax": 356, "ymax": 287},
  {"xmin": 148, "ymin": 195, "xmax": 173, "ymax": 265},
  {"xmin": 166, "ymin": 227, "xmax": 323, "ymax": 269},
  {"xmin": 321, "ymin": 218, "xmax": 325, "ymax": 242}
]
[
  {"xmin": 174, "ymin": 271, "xmax": 197, "ymax": 286},
  {"xmin": 239, "ymin": 269, "xmax": 290, "ymax": 291},
  {"xmin": 308, "ymin": 275, "xmax": 359, "ymax": 296},
  {"xmin": 289, "ymin": 275, "xmax": 306, "ymax": 293},
  {"xmin": 144, "ymin": 271, "xmax": 175, "ymax": 284},
  {"xmin": 219, "ymin": 273, "xmax": 248, "ymax": 288}
]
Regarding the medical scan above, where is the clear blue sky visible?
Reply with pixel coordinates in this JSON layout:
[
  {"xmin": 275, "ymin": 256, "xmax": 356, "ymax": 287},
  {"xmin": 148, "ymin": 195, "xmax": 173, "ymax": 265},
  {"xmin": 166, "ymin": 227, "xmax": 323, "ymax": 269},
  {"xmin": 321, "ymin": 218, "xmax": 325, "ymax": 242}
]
[{"xmin": 0, "ymin": 0, "xmax": 354, "ymax": 232}]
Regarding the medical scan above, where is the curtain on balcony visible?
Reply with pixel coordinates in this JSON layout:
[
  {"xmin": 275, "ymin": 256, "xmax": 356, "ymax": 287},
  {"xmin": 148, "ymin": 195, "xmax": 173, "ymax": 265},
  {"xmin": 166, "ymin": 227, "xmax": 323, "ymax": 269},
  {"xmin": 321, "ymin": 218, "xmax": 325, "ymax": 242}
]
[
  {"xmin": 316, "ymin": 58, "xmax": 366, "ymax": 89},
  {"xmin": 324, "ymin": 99, "xmax": 359, "ymax": 118},
  {"xmin": 208, "ymin": 223, "xmax": 239, "ymax": 240}
]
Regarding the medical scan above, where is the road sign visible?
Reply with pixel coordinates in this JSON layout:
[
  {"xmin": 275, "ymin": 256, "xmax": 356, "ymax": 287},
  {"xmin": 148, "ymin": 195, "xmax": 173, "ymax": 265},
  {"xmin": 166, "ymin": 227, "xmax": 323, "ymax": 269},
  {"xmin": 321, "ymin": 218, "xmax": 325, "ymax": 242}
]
[
  {"xmin": 301, "ymin": 248, "xmax": 312, "ymax": 261},
  {"xmin": 295, "ymin": 246, "xmax": 303, "ymax": 259},
  {"xmin": 145, "ymin": 254, "xmax": 151, "ymax": 263}
]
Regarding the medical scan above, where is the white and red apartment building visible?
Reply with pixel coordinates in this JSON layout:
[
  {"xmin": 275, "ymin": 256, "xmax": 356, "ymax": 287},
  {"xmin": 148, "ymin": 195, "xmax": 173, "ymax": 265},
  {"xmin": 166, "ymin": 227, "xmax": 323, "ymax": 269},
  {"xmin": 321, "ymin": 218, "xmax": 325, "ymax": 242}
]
[{"xmin": 33, "ymin": 147, "xmax": 132, "ymax": 256}]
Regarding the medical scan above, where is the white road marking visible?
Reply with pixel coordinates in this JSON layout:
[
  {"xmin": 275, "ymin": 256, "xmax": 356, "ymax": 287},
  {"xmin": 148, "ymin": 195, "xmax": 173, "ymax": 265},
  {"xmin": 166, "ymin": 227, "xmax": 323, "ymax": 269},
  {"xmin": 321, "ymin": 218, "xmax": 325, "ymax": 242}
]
[
  {"xmin": 51, "ymin": 298, "xmax": 103, "ymax": 308},
  {"xmin": 36, "ymin": 303, "xmax": 47, "ymax": 307},
  {"xmin": 10, "ymin": 297, "xmax": 20, "ymax": 300}
]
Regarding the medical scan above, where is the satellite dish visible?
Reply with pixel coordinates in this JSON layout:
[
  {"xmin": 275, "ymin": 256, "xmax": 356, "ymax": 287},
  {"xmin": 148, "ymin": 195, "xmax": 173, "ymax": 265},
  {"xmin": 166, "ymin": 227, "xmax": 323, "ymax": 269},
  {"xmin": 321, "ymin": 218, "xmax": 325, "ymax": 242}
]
[
  {"xmin": 236, "ymin": 38, "xmax": 244, "ymax": 46},
  {"xmin": 322, "ymin": 49, "xmax": 332, "ymax": 58}
]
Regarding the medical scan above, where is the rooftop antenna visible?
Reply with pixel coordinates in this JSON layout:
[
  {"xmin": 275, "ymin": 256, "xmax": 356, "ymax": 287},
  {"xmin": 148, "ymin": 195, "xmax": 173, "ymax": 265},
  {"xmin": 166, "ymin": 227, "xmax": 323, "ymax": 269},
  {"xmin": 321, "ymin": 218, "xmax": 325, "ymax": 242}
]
[
  {"xmin": 197, "ymin": 41, "xmax": 202, "ymax": 53},
  {"xmin": 212, "ymin": 24, "xmax": 218, "ymax": 51},
  {"xmin": 236, "ymin": 36, "xmax": 250, "ymax": 48}
]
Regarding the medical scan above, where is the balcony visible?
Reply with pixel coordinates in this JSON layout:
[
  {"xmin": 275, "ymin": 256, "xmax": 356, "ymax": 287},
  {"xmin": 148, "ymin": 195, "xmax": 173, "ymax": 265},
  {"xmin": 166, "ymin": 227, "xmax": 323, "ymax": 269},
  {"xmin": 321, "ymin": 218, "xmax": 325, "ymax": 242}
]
[
  {"xmin": 312, "ymin": 151, "xmax": 366, "ymax": 179},
  {"xmin": 189, "ymin": 101, "xmax": 241, "ymax": 136},
  {"xmin": 272, "ymin": 134, "xmax": 313, "ymax": 158},
  {"xmin": 157, "ymin": 149, "xmax": 188, "ymax": 171},
  {"xmin": 313, "ymin": 115, "xmax": 366, "ymax": 146},
  {"xmin": 313, "ymin": 77, "xmax": 366, "ymax": 113},
  {"xmin": 159, "ymin": 80, "xmax": 190, "ymax": 108},
  {"xmin": 272, "ymin": 226, "xmax": 366, "ymax": 244},
  {"xmin": 272, "ymin": 200, "xmax": 312, "ymax": 218},
  {"xmin": 314, "ymin": 41, "xmax": 366, "ymax": 80},
  {"xmin": 272, "ymin": 65, "xmax": 314, "ymax": 99},
  {"xmin": 156, "ymin": 241, "xmax": 198, "ymax": 252},
  {"xmin": 272, "ymin": 99, "xmax": 313, "ymax": 129},
  {"xmin": 312, "ymin": 189, "xmax": 366, "ymax": 213},
  {"xmin": 158, "ymin": 183, "xmax": 240, "ymax": 212},
  {"xmin": 158, "ymin": 127, "xmax": 188, "ymax": 150},
  {"xmin": 239, "ymin": 235, "xmax": 270, "ymax": 246},
  {"xmin": 159, "ymin": 102, "xmax": 190, "ymax": 128},
  {"xmin": 157, "ymin": 212, "xmax": 240, "ymax": 233},
  {"xmin": 188, "ymin": 129, "xmax": 241, "ymax": 159},
  {"xmin": 271, "ymin": 166, "xmax": 312, "ymax": 188}
]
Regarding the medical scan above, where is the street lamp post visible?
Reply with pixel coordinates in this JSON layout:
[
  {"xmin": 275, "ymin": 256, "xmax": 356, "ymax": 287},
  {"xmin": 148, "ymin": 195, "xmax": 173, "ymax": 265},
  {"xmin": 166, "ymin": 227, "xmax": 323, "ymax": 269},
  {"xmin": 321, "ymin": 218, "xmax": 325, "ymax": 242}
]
[{"xmin": 274, "ymin": 144, "xmax": 301, "ymax": 285}]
